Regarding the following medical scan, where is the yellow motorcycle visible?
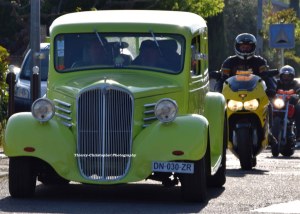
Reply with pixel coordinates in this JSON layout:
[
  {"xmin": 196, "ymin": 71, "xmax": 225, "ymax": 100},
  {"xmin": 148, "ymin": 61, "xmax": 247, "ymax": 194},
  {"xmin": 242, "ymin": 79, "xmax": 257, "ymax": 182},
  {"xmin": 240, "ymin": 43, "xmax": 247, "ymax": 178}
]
[{"xmin": 217, "ymin": 70, "xmax": 277, "ymax": 170}]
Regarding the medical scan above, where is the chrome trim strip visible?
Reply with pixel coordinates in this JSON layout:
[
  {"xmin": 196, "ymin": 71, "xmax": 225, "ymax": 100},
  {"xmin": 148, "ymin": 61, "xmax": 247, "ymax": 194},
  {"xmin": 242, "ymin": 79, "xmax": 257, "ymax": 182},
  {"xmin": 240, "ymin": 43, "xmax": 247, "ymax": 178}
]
[
  {"xmin": 143, "ymin": 116, "xmax": 157, "ymax": 121},
  {"xmin": 144, "ymin": 110, "xmax": 155, "ymax": 114},
  {"xmin": 55, "ymin": 105, "xmax": 71, "ymax": 114},
  {"xmin": 55, "ymin": 112, "xmax": 72, "ymax": 121},
  {"xmin": 54, "ymin": 99, "xmax": 71, "ymax": 107},
  {"xmin": 60, "ymin": 121, "xmax": 73, "ymax": 128},
  {"xmin": 144, "ymin": 103, "xmax": 156, "ymax": 108}
]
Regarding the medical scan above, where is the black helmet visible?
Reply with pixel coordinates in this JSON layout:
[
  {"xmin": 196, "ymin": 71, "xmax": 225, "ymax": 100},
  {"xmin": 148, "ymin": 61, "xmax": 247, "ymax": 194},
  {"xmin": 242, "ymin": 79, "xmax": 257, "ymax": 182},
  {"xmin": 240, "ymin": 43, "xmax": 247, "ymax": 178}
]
[
  {"xmin": 234, "ymin": 33, "xmax": 257, "ymax": 59},
  {"xmin": 279, "ymin": 65, "xmax": 295, "ymax": 85}
]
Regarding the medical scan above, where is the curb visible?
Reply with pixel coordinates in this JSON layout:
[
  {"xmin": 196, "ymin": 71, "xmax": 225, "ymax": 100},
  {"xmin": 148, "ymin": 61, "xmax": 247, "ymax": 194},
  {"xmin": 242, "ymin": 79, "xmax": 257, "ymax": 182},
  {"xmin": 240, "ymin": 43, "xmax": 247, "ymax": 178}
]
[
  {"xmin": 0, "ymin": 149, "xmax": 8, "ymax": 178},
  {"xmin": 0, "ymin": 172, "xmax": 8, "ymax": 178}
]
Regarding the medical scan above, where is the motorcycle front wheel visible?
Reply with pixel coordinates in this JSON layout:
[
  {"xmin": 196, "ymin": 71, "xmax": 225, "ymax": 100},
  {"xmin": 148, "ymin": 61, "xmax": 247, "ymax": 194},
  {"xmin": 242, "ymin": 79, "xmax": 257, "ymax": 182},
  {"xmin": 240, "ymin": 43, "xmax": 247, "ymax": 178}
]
[
  {"xmin": 271, "ymin": 117, "xmax": 281, "ymax": 157},
  {"xmin": 236, "ymin": 127, "xmax": 253, "ymax": 170}
]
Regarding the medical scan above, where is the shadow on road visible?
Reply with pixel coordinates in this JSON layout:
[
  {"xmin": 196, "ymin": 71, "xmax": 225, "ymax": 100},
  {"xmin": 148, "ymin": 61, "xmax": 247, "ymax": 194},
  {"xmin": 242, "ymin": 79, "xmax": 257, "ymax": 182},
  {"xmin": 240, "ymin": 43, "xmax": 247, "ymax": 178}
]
[
  {"xmin": 226, "ymin": 168, "xmax": 268, "ymax": 178},
  {"xmin": 0, "ymin": 182, "xmax": 225, "ymax": 214}
]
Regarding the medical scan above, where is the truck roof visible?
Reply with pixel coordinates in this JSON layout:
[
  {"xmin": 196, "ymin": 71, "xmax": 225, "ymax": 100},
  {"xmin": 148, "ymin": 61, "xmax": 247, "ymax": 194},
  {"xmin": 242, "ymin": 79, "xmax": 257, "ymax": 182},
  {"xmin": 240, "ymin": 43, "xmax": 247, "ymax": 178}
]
[{"xmin": 50, "ymin": 10, "xmax": 206, "ymax": 34}]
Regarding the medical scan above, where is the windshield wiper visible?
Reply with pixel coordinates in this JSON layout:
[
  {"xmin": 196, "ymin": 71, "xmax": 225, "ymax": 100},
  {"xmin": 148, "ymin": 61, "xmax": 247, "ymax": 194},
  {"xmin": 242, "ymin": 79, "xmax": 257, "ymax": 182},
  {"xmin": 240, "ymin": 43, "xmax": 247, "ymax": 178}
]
[
  {"xmin": 94, "ymin": 30, "xmax": 108, "ymax": 54},
  {"xmin": 149, "ymin": 30, "xmax": 163, "ymax": 56}
]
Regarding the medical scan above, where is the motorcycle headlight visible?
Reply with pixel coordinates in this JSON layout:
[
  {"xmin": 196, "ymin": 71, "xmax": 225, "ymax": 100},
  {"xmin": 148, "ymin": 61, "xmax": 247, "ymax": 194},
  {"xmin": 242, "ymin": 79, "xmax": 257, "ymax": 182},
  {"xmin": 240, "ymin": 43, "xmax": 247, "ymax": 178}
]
[
  {"xmin": 244, "ymin": 99, "xmax": 259, "ymax": 111},
  {"xmin": 273, "ymin": 98, "xmax": 285, "ymax": 109},
  {"xmin": 154, "ymin": 98, "xmax": 178, "ymax": 123},
  {"xmin": 15, "ymin": 86, "xmax": 30, "ymax": 99},
  {"xmin": 32, "ymin": 98, "xmax": 55, "ymax": 122},
  {"xmin": 227, "ymin": 100, "xmax": 243, "ymax": 111}
]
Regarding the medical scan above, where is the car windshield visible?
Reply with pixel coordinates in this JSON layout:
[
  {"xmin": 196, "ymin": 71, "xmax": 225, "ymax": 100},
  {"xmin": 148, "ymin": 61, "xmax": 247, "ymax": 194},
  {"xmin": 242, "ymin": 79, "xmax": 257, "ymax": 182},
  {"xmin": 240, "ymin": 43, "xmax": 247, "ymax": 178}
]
[
  {"xmin": 54, "ymin": 33, "xmax": 185, "ymax": 74},
  {"xmin": 20, "ymin": 48, "xmax": 49, "ymax": 81}
]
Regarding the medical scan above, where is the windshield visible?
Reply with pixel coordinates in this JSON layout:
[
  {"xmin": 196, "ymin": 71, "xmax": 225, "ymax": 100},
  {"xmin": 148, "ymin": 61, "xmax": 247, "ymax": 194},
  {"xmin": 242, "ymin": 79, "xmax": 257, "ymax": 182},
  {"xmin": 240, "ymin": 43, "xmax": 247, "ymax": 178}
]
[
  {"xmin": 54, "ymin": 33, "xmax": 185, "ymax": 74},
  {"xmin": 20, "ymin": 48, "xmax": 49, "ymax": 81},
  {"xmin": 227, "ymin": 74, "xmax": 261, "ymax": 92}
]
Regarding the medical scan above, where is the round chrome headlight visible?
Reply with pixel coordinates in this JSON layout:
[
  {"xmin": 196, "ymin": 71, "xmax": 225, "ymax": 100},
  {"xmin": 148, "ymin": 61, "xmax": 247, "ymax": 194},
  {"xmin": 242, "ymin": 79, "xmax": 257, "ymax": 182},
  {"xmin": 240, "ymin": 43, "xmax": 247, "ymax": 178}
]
[
  {"xmin": 244, "ymin": 99, "xmax": 259, "ymax": 111},
  {"xmin": 31, "ymin": 98, "xmax": 55, "ymax": 122},
  {"xmin": 227, "ymin": 100, "xmax": 243, "ymax": 111},
  {"xmin": 273, "ymin": 98, "xmax": 285, "ymax": 109},
  {"xmin": 154, "ymin": 98, "xmax": 178, "ymax": 123}
]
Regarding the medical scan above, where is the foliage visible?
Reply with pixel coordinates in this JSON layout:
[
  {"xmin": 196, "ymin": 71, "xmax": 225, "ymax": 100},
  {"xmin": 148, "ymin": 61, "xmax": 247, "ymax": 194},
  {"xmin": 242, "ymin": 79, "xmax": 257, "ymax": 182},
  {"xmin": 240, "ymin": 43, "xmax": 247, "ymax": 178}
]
[
  {"xmin": 262, "ymin": 7, "xmax": 300, "ymax": 41},
  {"xmin": 154, "ymin": 0, "xmax": 224, "ymax": 18},
  {"xmin": 284, "ymin": 50, "xmax": 300, "ymax": 76},
  {"xmin": 223, "ymin": 0, "xmax": 257, "ymax": 56},
  {"xmin": 262, "ymin": 4, "xmax": 300, "ymax": 71},
  {"xmin": 0, "ymin": 46, "xmax": 9, "ymax": 147}
]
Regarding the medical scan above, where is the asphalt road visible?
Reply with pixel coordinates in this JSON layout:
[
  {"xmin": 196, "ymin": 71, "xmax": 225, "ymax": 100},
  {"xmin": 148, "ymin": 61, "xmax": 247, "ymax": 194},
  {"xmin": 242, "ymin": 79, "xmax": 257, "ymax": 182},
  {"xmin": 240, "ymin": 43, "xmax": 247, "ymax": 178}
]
[{"xmin": 0, "ymin": 146, "xmax": 300, "ymax": 214}]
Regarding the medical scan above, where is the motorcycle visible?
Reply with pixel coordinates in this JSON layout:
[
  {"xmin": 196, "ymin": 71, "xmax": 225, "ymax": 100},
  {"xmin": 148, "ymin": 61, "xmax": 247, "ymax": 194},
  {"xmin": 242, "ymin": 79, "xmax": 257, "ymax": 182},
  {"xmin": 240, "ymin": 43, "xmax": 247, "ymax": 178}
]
[
  {"xmin": 211, "ymin": 69, "xmax": 278, "ymax": 170},
  {"xmin": 271, "ymin": 89, "xmax": 298, "ymax": 157}
]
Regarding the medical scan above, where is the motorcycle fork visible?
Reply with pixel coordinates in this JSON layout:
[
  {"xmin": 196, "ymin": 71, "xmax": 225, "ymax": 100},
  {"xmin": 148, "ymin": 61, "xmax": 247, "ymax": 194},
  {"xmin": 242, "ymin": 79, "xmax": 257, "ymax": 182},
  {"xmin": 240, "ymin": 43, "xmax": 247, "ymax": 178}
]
[{"xmin": 281, "ymin": 102, "xmax": 290, "ymax": 146}]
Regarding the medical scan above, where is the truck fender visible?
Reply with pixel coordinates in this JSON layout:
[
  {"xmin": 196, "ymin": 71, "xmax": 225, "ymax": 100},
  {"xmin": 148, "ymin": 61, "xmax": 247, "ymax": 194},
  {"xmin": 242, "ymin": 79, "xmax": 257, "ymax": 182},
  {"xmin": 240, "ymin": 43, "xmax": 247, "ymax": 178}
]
[
  {"xmin": 203, "ymin": 92, "xmax": 226, "ymax": 168},
  {"xmin": 4, "ymin": 112, "xmax": 75, "ymax": 177},
  {"xmin": 134, "ymin": 115, "xmax": 209, "ymax": 162}
]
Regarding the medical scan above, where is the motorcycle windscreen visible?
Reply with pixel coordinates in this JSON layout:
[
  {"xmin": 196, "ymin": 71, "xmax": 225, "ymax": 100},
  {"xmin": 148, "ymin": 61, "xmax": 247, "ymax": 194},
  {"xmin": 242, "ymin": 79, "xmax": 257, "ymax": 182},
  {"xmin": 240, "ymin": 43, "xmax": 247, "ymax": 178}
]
[{"xmin": 225, "ymin": 74, "xmax": 261, "ymax": 92}]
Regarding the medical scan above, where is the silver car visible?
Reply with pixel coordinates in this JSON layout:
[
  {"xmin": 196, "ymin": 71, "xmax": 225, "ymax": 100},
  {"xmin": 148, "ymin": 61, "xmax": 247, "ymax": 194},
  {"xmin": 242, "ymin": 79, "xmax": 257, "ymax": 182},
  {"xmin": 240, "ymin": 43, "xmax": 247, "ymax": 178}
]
[{"xmin": 14, "ymin": 43, "xmax": 49, "ymax": 112}]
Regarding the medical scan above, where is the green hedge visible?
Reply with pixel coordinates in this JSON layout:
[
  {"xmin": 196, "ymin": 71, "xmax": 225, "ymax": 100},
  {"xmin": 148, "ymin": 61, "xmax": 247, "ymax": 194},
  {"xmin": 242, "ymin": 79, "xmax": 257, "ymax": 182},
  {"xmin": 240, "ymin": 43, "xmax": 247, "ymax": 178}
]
[{"xmin": 0, "ymin": 45, "xmax": 9, "ymax": 147}]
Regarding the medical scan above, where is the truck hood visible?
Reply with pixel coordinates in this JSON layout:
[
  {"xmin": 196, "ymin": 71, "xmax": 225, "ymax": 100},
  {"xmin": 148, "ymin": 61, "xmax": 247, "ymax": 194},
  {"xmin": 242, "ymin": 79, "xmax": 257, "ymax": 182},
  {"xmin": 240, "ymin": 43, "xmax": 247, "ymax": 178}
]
[{"xmin": 52, "ymin": 71, "xmax": 182, "ymax": 98}]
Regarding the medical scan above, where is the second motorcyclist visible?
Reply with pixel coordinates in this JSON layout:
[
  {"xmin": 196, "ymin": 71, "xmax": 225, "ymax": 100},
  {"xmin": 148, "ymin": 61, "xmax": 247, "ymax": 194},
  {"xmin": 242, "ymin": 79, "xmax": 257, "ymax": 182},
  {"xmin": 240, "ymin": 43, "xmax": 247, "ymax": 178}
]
[{"xmin": 276, "ymin": 65, "xmax": 300, "ymax": 141}]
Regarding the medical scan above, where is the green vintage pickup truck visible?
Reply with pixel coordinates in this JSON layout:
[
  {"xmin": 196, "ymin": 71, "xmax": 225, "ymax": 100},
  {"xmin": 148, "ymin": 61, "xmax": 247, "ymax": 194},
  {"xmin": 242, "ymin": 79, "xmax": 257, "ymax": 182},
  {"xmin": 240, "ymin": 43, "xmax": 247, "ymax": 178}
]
[{"xmin": 4, "ymin": 10, "xmax": 226, "ymax": 202}]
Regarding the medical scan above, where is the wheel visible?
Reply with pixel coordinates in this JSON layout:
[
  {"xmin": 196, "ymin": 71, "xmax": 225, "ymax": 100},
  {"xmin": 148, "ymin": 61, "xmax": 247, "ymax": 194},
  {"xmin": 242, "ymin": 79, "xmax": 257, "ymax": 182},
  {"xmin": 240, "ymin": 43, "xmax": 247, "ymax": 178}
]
[
  {"xmin": 236, "ymin": 127, "xmax": 253, "ymax": 170},
  {"xmin": 207, "ymin": 117, "xmax": 227, "ymax": 187},
  {"xmin": 271, "ymin": 117, "xmax": 281, "ymax": 157},
  {"xmin": 280, "ymin": 138, "xmax": 295, "ymax": 157},
  {"xmin": 180, "ymin": 157, "xmax": 207, "ymax": 202},
  {"xmin": 280, "ymin": 147, "xmax": 294, "ymax": 157},
  {"xmin": 9, "ymin": 157, "xmax": 37, "ymax": 198}
]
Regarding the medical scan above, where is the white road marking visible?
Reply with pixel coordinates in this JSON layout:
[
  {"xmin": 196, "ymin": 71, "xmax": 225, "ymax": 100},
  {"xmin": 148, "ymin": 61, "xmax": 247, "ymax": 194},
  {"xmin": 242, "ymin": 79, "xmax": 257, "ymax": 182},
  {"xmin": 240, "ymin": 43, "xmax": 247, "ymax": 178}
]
[{"xmin": 252, "ymin": 200, "xmax": 300, "ymax": 213}]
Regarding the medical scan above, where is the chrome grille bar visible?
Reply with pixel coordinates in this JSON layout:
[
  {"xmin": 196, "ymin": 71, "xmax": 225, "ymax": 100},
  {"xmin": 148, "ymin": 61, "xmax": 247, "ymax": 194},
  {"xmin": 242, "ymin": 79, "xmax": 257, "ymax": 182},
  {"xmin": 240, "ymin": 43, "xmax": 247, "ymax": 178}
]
[
  {"xmin": 77, "ymin": 85, "xmax": 133, "ymax": 181},
  {"xmin": 54, "ymin": 99, "xmax": 72, "ymax": 127},
  {"xmin": 143, "ymin": 103, "xmax": 157, "ymax": 128}
]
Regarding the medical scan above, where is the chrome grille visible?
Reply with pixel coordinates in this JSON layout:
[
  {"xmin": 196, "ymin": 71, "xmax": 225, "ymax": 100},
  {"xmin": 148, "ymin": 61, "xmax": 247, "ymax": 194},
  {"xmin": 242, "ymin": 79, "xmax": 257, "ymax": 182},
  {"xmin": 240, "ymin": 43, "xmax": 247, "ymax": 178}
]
[{"xmin": 77, "ymin": 85, "xmax": 133, "ymax": 181}]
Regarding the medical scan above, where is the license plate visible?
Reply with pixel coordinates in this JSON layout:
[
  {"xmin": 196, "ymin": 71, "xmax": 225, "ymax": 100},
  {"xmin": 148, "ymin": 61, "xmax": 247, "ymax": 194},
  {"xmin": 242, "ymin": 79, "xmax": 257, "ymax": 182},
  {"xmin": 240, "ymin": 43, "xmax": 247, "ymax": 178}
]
[{"xmin": 152, "ymin": 161, "xmax": 194, "ymax": 174}]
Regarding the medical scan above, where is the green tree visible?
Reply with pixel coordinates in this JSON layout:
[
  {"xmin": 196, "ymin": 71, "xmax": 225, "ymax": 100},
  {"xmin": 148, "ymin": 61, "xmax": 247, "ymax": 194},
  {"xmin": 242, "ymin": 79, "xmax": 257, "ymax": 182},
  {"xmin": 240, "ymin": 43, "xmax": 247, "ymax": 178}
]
[
  {"xmin": 262, "ymin": 5, "xmax": 300, "ymax": 73},
  {"xmin": 223, "ymin": 0, "xmax": 257, "ymax": 56},
  {"xmin": 0, "ymin": 45, "xmax": 9, "ymax": 147},
  {"xmin": 154, "ymin": 0, "xmax": 224, "ymax": 17}
]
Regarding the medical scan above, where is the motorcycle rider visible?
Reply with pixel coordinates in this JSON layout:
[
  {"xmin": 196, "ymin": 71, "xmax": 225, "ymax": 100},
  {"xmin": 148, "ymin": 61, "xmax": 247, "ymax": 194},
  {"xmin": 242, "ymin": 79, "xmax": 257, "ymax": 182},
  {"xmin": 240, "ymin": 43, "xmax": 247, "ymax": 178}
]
[
  {"xmin": 214, "ymin": 32, "xmax": 277, "ymax": 145},
  {"xmin": 276, "ymin": 65, "xmax": 300, "ymax": 141},
  {"xmin": 214, "ymin": 33, "xmax": 276, "ymax": 95}
]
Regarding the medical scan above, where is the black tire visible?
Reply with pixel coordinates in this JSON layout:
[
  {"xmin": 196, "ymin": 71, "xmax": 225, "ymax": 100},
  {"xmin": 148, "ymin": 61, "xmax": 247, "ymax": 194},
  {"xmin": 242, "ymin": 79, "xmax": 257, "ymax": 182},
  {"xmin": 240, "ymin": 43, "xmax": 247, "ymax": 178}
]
[
  {"xmin": 207, "ymin": 118, "xmax": 227, "ymax": 187},
  {"xmin": 280, "ymin": 138, "xmax": 295, "ymax": 157},
  {"xmin": 280, "ymin": 147, "xmax": 294, "ymax": 157},
  {"xmin": 9, "ymin": 157, "xmax": 37, "ymax": 198},
  {"xmin": 271, "ymin": 117, "xmax": 281, "ymax": 157},
  {"xmin": 180, "ymin": 157, "xmax": 207, "ymax": 202},
  {"xmin": 236, "ymin": 127, "xmax": 253, "ymax": 170}
]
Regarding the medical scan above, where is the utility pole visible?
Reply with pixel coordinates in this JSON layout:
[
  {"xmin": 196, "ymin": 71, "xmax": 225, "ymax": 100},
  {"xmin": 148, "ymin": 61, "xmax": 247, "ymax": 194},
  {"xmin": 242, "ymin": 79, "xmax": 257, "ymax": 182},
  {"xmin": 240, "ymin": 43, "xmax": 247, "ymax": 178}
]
[
  {"xmin": 30, "ymin": 0, "xmax": 41, "ymax": 104},
  {"xmin": 256, "ymin": 0, "xmax": 263, "ymax": 55}
]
